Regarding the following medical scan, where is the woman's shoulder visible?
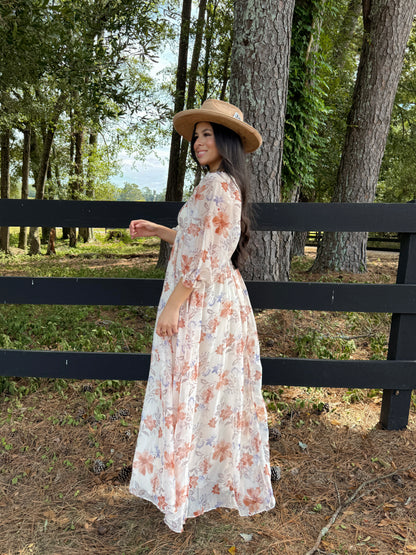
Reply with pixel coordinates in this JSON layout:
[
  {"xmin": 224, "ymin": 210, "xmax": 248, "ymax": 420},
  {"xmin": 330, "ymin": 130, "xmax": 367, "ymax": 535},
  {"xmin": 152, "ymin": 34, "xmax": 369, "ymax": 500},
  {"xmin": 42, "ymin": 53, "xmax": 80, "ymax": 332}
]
[{"xmin": 200, "ymin": 171, "xmax": 240, "ymax": 196}]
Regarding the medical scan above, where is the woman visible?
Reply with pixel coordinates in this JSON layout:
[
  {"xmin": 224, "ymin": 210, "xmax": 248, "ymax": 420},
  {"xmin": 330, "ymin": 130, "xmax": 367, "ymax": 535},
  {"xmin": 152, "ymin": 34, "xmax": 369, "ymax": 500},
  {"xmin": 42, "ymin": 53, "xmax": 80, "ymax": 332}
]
[{"xmin": 129, "ymin": 99, "xmax": 275, "ymax": 533}]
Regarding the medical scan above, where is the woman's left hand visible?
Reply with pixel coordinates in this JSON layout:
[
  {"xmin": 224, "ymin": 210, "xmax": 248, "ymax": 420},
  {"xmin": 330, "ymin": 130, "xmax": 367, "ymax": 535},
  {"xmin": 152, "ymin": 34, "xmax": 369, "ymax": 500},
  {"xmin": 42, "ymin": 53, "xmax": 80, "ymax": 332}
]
[{"xmin": 156, "ymin": 305, "xmax": 180, "ymax": 337}]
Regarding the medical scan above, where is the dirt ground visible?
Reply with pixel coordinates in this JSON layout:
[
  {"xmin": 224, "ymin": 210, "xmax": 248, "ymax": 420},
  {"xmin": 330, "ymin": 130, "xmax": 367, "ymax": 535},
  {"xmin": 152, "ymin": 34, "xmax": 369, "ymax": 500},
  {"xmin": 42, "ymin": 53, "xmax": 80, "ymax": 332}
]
[{"xmin": 1, "ymin": 248, "xmax": 416, "ymax": 555}]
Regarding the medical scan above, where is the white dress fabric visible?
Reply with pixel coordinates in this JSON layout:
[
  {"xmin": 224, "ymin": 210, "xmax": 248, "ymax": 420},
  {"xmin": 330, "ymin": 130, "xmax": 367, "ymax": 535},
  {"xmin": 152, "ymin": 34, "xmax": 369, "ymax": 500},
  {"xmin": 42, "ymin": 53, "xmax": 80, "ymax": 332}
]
[{"xmin": 129, "ymin": 171, "xmax": 275, "ymax": 533}]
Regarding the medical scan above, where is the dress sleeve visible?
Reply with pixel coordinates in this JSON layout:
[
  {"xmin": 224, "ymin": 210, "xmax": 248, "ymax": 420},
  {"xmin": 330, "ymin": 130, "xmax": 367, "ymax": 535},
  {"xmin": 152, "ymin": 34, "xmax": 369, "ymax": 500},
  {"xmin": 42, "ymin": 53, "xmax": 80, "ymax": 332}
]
[{"xmin": 180, "ymin": 173, "xmax": 241, "ymax": 289}]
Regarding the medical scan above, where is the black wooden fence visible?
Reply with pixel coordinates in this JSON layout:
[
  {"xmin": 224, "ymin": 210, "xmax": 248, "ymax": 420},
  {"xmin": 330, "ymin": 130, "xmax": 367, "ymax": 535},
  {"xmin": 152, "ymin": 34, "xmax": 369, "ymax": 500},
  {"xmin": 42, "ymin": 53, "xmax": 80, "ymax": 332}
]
[{"xmin": 0, "ymin": 199, "xmax": 415, "ymax": 430}]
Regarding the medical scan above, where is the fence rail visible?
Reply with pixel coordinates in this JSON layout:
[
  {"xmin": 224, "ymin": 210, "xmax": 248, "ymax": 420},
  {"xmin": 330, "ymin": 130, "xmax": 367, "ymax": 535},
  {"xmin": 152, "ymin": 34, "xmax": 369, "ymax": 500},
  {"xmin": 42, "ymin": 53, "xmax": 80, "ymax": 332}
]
[{"xmin": 0, "ymin": 199, "xmax": 415, "ymax": 430}]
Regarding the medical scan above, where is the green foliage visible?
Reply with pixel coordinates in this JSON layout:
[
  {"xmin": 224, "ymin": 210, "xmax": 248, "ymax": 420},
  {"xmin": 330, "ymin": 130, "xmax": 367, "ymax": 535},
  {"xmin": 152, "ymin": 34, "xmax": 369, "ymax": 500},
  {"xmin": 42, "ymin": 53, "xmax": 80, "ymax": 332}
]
[
  {"xmin": 0, "ymin": 0, "xmax": 171, "ymax": 207},
  {"xmin": 116, "ymin": 183, "xmax": 166, "ymax": 202},
  {"xmin": 342, "ymin": 388, "xmax": 365, "ymax": 404},
  {"xmin": 295, "ymin": 329, "xmax": 356, "ymax": 360}
]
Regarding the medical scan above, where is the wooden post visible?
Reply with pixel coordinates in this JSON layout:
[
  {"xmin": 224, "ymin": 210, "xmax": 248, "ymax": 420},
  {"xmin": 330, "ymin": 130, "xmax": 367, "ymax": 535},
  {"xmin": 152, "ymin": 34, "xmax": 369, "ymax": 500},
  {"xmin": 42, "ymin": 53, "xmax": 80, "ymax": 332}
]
[{"xmin": 380, "ymin": 223, "xmax": 416, "ymax": 430}]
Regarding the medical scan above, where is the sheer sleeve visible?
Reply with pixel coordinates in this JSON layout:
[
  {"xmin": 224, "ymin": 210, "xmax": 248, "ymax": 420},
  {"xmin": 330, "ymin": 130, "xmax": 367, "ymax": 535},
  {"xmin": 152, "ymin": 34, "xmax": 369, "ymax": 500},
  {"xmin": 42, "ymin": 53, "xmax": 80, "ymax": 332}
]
[{"xmin": 179, "ymin": 173, "xmax": 241, "ymax": 289}]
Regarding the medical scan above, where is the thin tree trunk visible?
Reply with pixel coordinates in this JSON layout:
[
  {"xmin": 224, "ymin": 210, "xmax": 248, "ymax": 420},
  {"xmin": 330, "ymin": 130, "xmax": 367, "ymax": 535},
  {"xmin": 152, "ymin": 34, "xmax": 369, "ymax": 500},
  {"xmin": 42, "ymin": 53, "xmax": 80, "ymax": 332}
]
[
  {"xmin": 331, "ymin": 0, "xmax": 363, "ymax": 71},
  {"xmin": 69, "ymin": 127, "xmax": 84, "ymax": 248},
  {"xmin": 28, "ymin": 94, "xmax": 64, "ymax": 255},
  {"xmin": 18, "ymin": 124, "xmax": 31, "ymax": 249},
  {"xmin": 42, "ymin": 163, "xmax": 54, "ymax": 245},
  {"xmin": 220, "ymin": 40, "xmax": 231, "ymax": 101},
  {"xmin": 291, "ymin": 191, "xmax": 310, "ymax": 258},
  {"xmin": 0, "ymin": 129, "xmax": 11, "ymax": 254},
  {"xmin": 230, "ymin": 0, "xmax": 296, "ymax": 281},
  {"xmin": 312, "ymin": 0, "xmax": 415, "ymax": 273},
  {"xmin": 176, "ymin": 0, "xmax": 208, "ymax": 195},
  {"xmin": 79, "ymin": 132, "xmax": 97, "ymax": 243},
  {"xmin": 157, "ymin": 0, "xmax": 193, "ymax": 269},
  {"xmin": 201, "ymin": 2, "xmax": 217, "ymax": 103}
]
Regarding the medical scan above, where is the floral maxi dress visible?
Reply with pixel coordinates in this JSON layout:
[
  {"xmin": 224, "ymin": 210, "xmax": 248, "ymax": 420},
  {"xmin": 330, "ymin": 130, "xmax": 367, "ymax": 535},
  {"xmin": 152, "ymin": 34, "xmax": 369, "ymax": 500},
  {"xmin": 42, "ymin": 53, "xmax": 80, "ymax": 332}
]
[{"xmin": 129, "ymin": 171, "xmax": 275, "ymax": 533}]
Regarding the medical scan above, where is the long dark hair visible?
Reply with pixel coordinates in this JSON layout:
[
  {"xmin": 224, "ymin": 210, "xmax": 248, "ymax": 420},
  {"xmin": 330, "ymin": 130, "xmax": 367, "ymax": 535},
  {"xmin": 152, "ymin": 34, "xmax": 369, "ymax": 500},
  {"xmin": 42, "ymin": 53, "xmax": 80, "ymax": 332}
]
[{"xmin": 190, "ymin": 122, "xmax": 252, "ymax": 269}]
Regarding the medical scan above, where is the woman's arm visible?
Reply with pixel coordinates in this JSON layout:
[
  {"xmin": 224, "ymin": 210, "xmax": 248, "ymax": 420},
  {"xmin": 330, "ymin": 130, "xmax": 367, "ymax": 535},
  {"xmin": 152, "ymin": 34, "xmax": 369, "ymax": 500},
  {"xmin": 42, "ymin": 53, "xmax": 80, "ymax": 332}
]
[
  {"xmin": 129, "ymin": 219, "xmax": 177, "ymax": 245},
  {"xmin": 156, "ymin": 279, "xmax": 193, "ymax": 337}
]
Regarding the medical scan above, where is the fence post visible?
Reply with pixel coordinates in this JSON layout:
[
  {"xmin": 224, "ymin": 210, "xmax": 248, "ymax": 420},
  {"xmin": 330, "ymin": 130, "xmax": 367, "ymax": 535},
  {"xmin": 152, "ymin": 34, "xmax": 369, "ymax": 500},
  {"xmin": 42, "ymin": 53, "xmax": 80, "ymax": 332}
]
[{"xmin": 380, "ymin": 228, "xmax": 416, "ymax": 430}]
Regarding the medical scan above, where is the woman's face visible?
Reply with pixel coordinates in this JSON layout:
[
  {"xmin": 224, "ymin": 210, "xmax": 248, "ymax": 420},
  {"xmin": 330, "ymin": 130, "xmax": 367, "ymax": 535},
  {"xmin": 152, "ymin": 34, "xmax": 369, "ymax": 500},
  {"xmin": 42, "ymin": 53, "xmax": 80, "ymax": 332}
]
[{"xmin": 193, "ymin": 122, "xmax": 222, "ymax": 172}]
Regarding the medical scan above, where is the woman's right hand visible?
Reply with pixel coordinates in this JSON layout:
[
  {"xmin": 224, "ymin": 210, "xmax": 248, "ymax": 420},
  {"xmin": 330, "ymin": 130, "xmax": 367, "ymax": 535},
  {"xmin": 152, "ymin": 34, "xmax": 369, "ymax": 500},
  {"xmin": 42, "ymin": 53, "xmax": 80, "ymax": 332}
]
[{"xmin": 129, "ymin": 219, "xmax": 159, "ymax": 239}]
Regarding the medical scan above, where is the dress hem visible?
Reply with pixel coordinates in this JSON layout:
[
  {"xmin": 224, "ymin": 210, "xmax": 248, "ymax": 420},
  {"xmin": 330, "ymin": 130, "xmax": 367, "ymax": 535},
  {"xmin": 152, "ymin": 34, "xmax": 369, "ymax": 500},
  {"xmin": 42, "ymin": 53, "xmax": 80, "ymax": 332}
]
[{"xmin": 129, "ymin": 486, "xmax": 276, "ymax": 534}]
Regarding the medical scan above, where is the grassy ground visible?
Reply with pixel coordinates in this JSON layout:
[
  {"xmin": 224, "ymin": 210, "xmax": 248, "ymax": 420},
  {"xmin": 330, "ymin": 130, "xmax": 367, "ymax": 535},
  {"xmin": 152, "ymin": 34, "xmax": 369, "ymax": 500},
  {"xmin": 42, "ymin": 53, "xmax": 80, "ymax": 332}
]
[{"xmin": 1, "ymin": 231, "xmax": 415, "ymax": 554}]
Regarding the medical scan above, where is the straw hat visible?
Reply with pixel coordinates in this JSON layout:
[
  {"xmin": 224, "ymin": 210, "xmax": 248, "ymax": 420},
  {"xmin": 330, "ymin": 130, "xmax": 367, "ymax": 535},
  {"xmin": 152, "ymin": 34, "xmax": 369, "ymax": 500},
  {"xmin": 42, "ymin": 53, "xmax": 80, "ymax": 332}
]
[{"xmin": 173, "ymin": 99, "xmax": 262, "ymax": 153}]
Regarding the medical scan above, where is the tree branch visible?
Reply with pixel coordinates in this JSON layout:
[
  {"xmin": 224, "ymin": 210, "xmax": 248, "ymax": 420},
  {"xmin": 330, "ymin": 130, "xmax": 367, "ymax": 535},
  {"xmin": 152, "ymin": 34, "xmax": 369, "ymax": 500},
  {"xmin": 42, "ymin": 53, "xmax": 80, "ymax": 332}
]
[{"xmin": 304, "ymin": 465, "xmax": 416, "ymax": 555}]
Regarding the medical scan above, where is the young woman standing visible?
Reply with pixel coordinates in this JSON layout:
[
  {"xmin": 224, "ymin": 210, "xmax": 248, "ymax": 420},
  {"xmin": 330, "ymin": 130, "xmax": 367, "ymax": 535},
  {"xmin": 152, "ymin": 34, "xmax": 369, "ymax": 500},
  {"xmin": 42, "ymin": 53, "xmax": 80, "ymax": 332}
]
[{"xmin": 129, "ymin": 99, "xmax": 275, "ymax": 533}]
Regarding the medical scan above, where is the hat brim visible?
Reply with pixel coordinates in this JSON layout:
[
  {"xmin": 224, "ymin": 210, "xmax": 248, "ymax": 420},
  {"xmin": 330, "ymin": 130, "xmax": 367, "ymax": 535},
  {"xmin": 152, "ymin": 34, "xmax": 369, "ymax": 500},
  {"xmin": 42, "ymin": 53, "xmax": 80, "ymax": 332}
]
[{"xmin": 173, "ymin": 109, "xmax": 262, "ymax": 153}]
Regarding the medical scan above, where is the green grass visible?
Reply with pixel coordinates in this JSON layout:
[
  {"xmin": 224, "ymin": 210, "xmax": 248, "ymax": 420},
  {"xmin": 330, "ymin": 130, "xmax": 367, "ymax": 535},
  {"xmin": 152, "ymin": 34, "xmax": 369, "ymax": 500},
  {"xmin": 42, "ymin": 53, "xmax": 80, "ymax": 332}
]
[
  {"xmin": 0, "ymin": 304, "xmax": 155, "ymax": 353},
  {"xmin": 1, "ymin": 229, "xmax": 164, "ymax": 278},
  {"xmin": 0, "ymin": 230, "xmax": 160, "ymax": 360}
]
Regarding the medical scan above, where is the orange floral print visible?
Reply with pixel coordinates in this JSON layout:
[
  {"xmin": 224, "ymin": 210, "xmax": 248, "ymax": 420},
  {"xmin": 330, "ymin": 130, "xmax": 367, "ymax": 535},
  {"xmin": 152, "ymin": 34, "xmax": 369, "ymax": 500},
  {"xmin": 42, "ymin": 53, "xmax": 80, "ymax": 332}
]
[
  {"xmin": 215, "ymin": 373, "xmax": 230, "ymax": 390},
  {"xmin": 240, "ymin": 453, "xmax": 254, "ymax": 468},
  {"xmin": 175, "ymin": 484, "xmax": 188, "ymax": 510},
  {"xmin": 220, "ymin": 406, "xmax": 233, "ymax": 421},
  {"xmin": 202, "ymin": 389, "xmax": 214, "ymax": 404},
  {"xmin": 187, "ymin": 223, "xmax": 201, "ymax": 237},
  {"xmin": 194, "ymin": 183, "xmax": 207, "ymax": 200},
  {"xmin": 200, "ymin": 459, "xmax": 209, "ymax": 474},
  {"xmin": 212, "ymin": 211, "xmax": 230, "ymax": 236},
  {"xmin": 189, "ymin": 475, "xmax": 199, "ymax": 488},
  {"xmin": 133, "ymin": 452, "xmax": 154, "ymax": 475},
  {"xmin": 220, "ymin": 301, "xmax": 233, "ymax": 318},
  {"xmin": 208, "ymin": 417, "xmax": 217, "ymax": 428},
  {"xmin": 215, "ymin": 344, "xmax": 224, "ymax": 355},
  {"xmin": 164, "ymin": 451, "xmax": 175, "ymax": 475},
  {"xmin": 143, "ymin": 415, "xmax": 157, "ymax": 431},
  {"xmin": 177, "ymin": 442, "xmax": 192, "ymax": 460},
  {"xmin": 181, "ymin": 254, "xmax": 192, "ymax": 275},
  {"xmin": 212, "ymin": 484, "xmax": 220, "ymax": 494},
  {"xmin": 213, "ymin": 441, "xmax": 232, "ymax": 462},
  {"xmin": 243, "ymin": 487, "xmax": 263, "ymax": 513}
]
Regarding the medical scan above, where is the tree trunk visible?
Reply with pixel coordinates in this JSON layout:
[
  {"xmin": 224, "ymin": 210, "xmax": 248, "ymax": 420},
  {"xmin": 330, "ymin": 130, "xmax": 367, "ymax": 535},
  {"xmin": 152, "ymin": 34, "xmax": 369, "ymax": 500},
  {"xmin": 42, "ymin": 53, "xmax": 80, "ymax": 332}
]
[
  {"xmin": 157, "ymin": 0, "xmax": 193, "ymax": 269},
  {"xmin": 69, "ymin": 127, "xmax": 84, "ymax": 248},
  {"xmin": 219, "ymin": 40, "xmax": 231, "ymax": 101},
  {"xmin": 0, "ymin": 129, "xmax": 11, "ymax": 254},
  {"xmin": 18, "ymin": 124, "xmax": 31, "ymax": 249},
  {"xmin": 202, "ymin": 3, "xmax": 217, "ymax": 103},
  {"xmin": 46, "ymin": 227, "xmax": 56, "ymax": 255},
  {"xmin": 28, "ymin": 94, "xmax": 64, "ymax": 255},
  {"xmin": 79, "ymin": 132, "xmax": 97, "ymax": 243},
  {"xmin": 331, "ymin": 0, "xmax": 362, "ymax": 71},
  {"xmin": 176, "ymin": 0, "xmax": 208, "ymax": 195},
  {"xmin": 230, "ymin": 0, "xmax": 296, "ymax": 281},
  {"xmin": 312, "ymin": 0, "xmax": 415, "ymax": 273}
]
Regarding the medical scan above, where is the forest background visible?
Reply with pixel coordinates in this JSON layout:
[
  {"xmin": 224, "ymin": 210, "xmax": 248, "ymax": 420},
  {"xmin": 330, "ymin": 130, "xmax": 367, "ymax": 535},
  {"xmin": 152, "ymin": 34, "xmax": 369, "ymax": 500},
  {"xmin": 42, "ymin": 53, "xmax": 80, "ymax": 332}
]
[{"xmin": 0, "ymin": 0, "xmax": 415, "ymax": 276}]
